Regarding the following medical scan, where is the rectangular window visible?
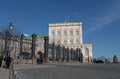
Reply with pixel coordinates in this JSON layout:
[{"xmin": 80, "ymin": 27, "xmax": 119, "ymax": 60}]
[
  {"xmin": 69, "ymin": 30, "xmax": 73, "ymax": 36},
  {"xmin": 64, "ymin": 40, "xmax": 67, "ymax": 44},
  {"xmin": 76, "ymin": 30, "xmax": 79, "ymax": 35},
  {"xmin": 51, "ymin": 39, "xmax": 55, "ymax": 44},
  {"xmin": 57, "ymin": 40, "xmax": 61, "ymax": 44},
  {"xmin": 57, "ymin": 30, "xmax": 61, "ymax": 36},
  {"xmin": 76, "ymin": 40, "xmax": 79, "ymax": 44},
  {"xmin": 52, "ymin": 31, "xmax": 55, "ymax": 36},
  {"xmin": 85, "ymin": 58, "xmax": 88, "ymax": 61},
  {"xmin": 70, "ymin": 40, "xmax": 73, "ymax": 44},
  {"xmin": 18, "ymin": 42, "xmax": 20, "ymax": 47},
  {"xmin": 63, "ymin": 30, "xmax": 67, "ymax": 36}
]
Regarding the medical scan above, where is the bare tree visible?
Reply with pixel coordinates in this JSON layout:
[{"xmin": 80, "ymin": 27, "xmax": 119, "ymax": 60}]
[{"xmin": 0, "ymin": 23, "xmax": 21, "ymax": 56}]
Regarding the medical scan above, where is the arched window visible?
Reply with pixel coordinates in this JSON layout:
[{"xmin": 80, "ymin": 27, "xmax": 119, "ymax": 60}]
[
  {"xmin": 78, "ymin": 48, "xmax": 83, "ymax": 63},
  {"xmin": 85, "ymin": 48, "xmax": 89, "ymax": 56}
]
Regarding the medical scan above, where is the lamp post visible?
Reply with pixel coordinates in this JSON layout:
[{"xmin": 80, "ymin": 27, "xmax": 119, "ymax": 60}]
[
  {"xmin": 31, "ymin": 33, "xmax": 36, "ymax": 64},
  {"xmin": 0, "ymin": 40, "xmax": 3, "ymax": 54},
  {"xmin": 44, "ymin": 35, "xmax": 48, "ymax": 62},
  {"xmin": 4, "ymin": 23, "xmax": 14, "ymax": 59},
  {"xmin": 20, "ymin": 34, "xmax": 24, "ymax": 54},
  {"xmin": 31, "ymin": 33, "xmax": 36, "ymax": 57}
]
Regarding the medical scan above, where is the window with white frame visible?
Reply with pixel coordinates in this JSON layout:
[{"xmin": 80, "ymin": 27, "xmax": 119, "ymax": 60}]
[
  {"xmin": 57, "ymin": 30, "xmax": 61, "ymax": 36},
  {"xmin": 76, "ymin": 39, "xmax": 79, "ymax": 44},
  {"xmin": 57, "ymin": 40, "xmax": 61, "ymax": 44},
  {"xmin": 85, "ymin": 48, "xmax": 89, "ymax": 56},
  {"xmin": 64, "ymin": 40, "xmax": 67, "ymax": 44},
  {"xmin": 76, "ymin": 30, "xmax": 79, "ymax": 35},
  {"xmin": 52, "ymin": 31, "xmax": 55, "ymax": 36},
  {"xmin": 63, "ymin": 30, "xmax": 67, "ymax": 36},
  {"xmin": 70, "ymin": 40, "xmax": 73, "ymax": 44},
  {"xmin": 51, "ymin": 39, "xmax": 55, "ymax": 44},
  {"xmin": 69, "ymin": 30, "xmax": 73, "ymax": 36}
]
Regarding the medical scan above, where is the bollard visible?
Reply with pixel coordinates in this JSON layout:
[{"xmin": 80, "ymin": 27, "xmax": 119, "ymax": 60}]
[{"xmin": 9, "ymin": 61, "xmax": 19, "ymax": 79}]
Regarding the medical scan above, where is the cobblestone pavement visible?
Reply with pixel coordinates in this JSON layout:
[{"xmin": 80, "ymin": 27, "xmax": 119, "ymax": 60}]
[{"xmin": 15, "ymin": 63, "xmax": 120, "ymax": 79}]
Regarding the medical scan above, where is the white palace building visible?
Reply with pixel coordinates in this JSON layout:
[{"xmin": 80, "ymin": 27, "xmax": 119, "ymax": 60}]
[{"xmin": 49, "ymin": 22, "xmax": 92, "ymax": 63}]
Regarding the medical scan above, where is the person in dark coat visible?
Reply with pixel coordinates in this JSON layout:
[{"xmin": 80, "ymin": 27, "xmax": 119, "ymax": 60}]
[
  {"xmin": 6, "ymin": 55, "xmax": 12, "ymax": 68},
  {"xmin": 0, "ymin": 55, "xmax": 3, "ymax": 67}
]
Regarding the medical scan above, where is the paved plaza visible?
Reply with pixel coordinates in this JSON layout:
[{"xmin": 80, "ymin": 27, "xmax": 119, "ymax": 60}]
[
  {"xmin": 0, "ymin": 63, "xmax": 120, "ymax": 79},
  {"xmin": 14, "ymin": 63, "xmax": 120, "ymax": 79},
  {"xmin": 0, "ymin": 68, "xmax": 9, "ymax": 79}
]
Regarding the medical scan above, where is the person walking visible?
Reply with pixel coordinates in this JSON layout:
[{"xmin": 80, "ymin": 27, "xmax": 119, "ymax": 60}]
[
  {"xmin": 6, "ymin": 55, "xmax": 12, "ymax": 68},
  {"xmin": 0, "ymin": 55, "xmax": 3, "ymax": 68}
]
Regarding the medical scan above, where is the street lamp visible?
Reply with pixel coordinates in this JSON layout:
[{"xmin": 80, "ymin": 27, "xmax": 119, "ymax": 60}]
[
  {"xmin": 9, "ymin": 23, "xmax": 14, "ymax": 29},
  {"xmin": 4, "ymin": 23, "xmax": 14, "ymax": 59},
  {"xmin": 44, "ymin": 34, "xmax": 49, "ymax": 62},
  {"xmin": 31, "ymin": 33, "xmax": 36, "ymax": 57},
  {"xmin": 31, "ymin": 33, "xmax": 37, "ymax": 64}
]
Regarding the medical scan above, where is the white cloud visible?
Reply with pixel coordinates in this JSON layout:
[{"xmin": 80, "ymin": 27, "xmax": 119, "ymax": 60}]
[
  {"xmin": 89, "ymin": 2, "xmax": 120, "ymax": 32},
  {"xmin": 89, "ymin": 13, "xmax": 120, "ymax": 32}
]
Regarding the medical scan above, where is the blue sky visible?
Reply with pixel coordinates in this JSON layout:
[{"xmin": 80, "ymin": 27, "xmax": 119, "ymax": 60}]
[{"xmin": 0, "ymin": 0, "xmax": 120, "ymax": 61}]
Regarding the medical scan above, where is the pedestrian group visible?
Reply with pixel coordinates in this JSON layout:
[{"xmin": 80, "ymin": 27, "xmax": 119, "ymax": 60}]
[{"xmin": 0, "ymin": 54, "xmax": 12, "ymax": 69}]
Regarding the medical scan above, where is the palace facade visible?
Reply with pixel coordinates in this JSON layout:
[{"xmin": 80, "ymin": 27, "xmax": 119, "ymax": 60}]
[
  {"xmin": 0, "ymin": 22, "xmax": 93, "ymax": 63},
  {"xmin": 49, "ymin": 22, "xmax": 92, "ymax": 63}
]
